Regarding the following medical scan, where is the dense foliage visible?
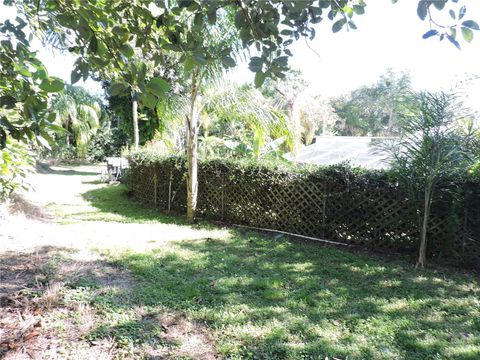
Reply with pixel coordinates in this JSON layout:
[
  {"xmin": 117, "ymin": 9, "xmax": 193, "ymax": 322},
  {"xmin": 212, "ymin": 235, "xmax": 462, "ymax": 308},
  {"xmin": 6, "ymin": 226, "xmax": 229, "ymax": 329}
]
[
  {"xmin": 1, "ymin": 0, "xmax": 479, "ymax": 223},
  {"xmin": 51, "ymin": 85, "xmax": 102, "ymax": 159},
  {"xmin": 87, "ymin": 122, "xmax": 129, "ymax": 162},
  {"xmin": 0, "ymin": 138, "xmax": 34, "ymax": 200},
  {"xmin": 0, "ymin": 16, "xmax": 64, "ymax": 147},
  {"xmin": 128, "ymin": 150, "xmax": 480, "ymax": 269},
  {"xmin": 331, "ymin": 70, "xmax": 413, "ymax": 136},
  {"xmin": 0, "ymin": 16, "xmax": 66, "ymax": 193},
  {"xmin": 385, "ymin": 91, "xmax": 478, "ymax": 267}
]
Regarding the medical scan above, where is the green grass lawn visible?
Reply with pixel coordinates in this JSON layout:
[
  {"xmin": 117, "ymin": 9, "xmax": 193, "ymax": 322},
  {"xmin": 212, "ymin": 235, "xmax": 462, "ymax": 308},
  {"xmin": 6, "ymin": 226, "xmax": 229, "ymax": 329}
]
[{"xmin": 76, "ymin": 185, "xmax": 480, "ymax": 359}]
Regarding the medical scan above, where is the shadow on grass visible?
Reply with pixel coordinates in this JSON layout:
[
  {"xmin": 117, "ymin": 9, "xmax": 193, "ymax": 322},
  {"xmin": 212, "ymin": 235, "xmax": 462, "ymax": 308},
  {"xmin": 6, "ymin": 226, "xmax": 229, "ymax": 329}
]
[
  {"xmin": 82, "ymin": 179, "xmax": 104, "ymax": 185},
  {"xmin": 70, "ymin": 182, "xmax": 480, "ymax": 358},
  {"xmin": 80, "ymin": 184, "xmax": 191, "ymax": 226},
  {"xmin": 0, "ymin": 245, "xmax": 209, "ymax": 359},
  {"xmin": 98, "ymin": 234, "xmax": 480, "ymax": 360},
  {"xmin": 36, "ymin": 163, "xmax": 99, "ymax": 176}
]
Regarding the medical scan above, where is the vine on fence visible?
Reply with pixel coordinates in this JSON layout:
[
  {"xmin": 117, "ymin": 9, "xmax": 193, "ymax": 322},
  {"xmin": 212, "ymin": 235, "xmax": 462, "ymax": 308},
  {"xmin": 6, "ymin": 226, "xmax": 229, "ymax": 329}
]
[{"xmin": 128, "ymin": 152, "xmax": 480, "ymax": 269}]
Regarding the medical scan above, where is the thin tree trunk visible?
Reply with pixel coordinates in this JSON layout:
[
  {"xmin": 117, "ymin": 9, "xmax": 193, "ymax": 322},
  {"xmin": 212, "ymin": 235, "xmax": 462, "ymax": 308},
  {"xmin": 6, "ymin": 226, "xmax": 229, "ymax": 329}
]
[
  {"xmin": 132, "ymin": 91, "xmax": 139, "ymax": 150},
  {"xmin": 387, "ymin": 108, "xmax": 394, "ymax": 135},
  {"xmin": 65, "ymin": 114, "xmax": 71, "ymax": 146},
  {"xmin": 286, "ymin": 98, "xmax": 300, "ymax": 151},
  {"xmin": 416, "ymin": 185, "xmax": 432, "ymax": 268},
  {"xmin": 186, "ymin": 70, "xmax": 199, "ymax": 223}
]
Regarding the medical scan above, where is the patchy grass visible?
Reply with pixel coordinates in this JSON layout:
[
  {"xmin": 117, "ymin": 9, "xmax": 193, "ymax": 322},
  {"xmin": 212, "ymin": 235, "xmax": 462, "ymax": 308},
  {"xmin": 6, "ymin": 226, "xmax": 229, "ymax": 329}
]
[
  {"xmin": 49, "ymin": 184, "xmax": 187, "ymax": 225},
  {"xmin": 103, "ymin": 233, "xmax": 480, "ymax": 360},
  {"xmin": 1, "ymin": 246, "xmax": 217, "ymax": 359},
  {"xmin": 75, "ymin": 184, "xmax": 480, "ymax": 359},
  {"xmin": 7, "ymin": 168, "xmax": 480, "ymax": 360}
]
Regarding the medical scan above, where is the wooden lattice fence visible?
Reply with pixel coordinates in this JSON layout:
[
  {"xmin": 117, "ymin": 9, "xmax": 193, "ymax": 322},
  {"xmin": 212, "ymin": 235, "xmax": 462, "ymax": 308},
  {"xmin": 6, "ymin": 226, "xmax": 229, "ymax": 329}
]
[{"xmin": 128, "ymin": 156, "xmax": 480, "ymax": 269}]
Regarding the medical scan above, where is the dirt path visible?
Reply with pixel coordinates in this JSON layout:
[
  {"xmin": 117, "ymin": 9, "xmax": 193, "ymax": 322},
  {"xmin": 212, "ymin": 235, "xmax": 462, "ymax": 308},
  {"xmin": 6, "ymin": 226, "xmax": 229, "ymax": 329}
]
[
  {"xmin": 0, "ymin": 164, "xmax": 220, "ymax": 359},
  {"xmin": 1, "ymin": 164, "xmax": 226, "ymax": 254}
]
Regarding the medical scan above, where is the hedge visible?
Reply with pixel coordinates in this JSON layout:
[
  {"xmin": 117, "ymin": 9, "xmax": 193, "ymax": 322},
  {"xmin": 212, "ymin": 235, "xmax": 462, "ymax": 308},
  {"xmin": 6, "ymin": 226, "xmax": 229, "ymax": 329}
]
[{"xmin": 127, "ymin": 150, "xmax": 480, "ymax": 269}]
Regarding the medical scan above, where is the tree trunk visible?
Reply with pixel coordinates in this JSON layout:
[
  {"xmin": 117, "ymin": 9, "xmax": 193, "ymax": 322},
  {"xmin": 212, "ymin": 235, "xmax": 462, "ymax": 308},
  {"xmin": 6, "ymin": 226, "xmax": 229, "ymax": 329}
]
[
  {"xmin": 186, "ymin": 70, "xmax": 199, "ymax": 223},
  {"xmin": 132, "ymin": 91, "xmax": 139, "ymax": 150},
  {"xmin": 286, "ymin": 98, "xmax": 300, "ymax": 151},
  {"xmin": 416, "ymin": 185, "xmax": 432, "ymax": 268},
  {"xmin": 387, "ymin": 108, "xmax": 394, "ymax": 135},
  {"xmin": 65, "ymin": 114, "xmax": 71, "ymax": 146}
]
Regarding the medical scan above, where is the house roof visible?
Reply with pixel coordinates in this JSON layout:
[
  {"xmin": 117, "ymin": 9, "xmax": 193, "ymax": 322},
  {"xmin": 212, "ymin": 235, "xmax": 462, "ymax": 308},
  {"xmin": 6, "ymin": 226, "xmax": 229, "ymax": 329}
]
[{"xmin": 284, "ymin": 136, "xmax": 393, "ymax": 169}]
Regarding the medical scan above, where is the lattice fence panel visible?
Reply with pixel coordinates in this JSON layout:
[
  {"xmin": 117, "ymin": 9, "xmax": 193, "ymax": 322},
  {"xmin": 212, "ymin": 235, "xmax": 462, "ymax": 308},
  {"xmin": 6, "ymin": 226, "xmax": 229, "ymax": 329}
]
[
  {"xmin": 131, "ymin": 165, "xmax": 156, "ymax": 206},
  {"xmin": 128, "ymin": 158, "xmax": 480, "ymax": 269}
]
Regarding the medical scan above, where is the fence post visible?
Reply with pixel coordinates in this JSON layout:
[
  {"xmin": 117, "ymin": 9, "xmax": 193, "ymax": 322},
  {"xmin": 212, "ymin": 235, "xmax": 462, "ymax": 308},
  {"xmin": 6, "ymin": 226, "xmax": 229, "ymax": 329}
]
[
  {"xmin": 462, "ymin": 201, "xmax": 468, "ymax": 256},
  {"xmin": 168, "ymin": 169, "xmax": 172, "ymax": 212},
  {"xmin": 153, "ymin": 169, "xmax": 157, "ymax": 207},
  {"xmin": 322, "ymin": 182, "xmax": 328, "ymax": 239},
  {"xmin": 221, "ymin": 173, "xmax": 225, "ymax": 221}
]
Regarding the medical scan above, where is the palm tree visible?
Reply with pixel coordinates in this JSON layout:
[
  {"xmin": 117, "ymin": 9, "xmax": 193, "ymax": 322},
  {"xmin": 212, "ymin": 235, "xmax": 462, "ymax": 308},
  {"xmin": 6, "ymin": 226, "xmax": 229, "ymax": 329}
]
[
  {"xmin": 51, "ymin": 85, "xmax": 101, "ymax": 159},
  {"xmin": 200, "ymin": 80, "xmax": 294, "ymax": 157},
  {"xmin": 178, "ymin": 12, "xmax": 244, "ymax": 222},
  {"xmin": 385, "ymin": 91, "xmax": 475, "ymax": 268}
]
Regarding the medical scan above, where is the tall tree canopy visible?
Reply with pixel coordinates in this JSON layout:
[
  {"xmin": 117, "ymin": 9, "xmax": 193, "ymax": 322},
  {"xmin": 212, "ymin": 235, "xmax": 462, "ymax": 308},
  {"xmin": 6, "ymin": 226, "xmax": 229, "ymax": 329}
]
[
  {"xmin": 332, "ymin": 70, "xmax": 412, "ymax": 136},
  {"xmin": 51, "ymin": 85, "xmax": 101, "ymax": 159},
  {"xmin": 0, "ymin": 15, "xmax": 65, "ymax": 149},
  {"xmin": 1, "ymin": 0, "xmax": 479, "ymax": 216}
]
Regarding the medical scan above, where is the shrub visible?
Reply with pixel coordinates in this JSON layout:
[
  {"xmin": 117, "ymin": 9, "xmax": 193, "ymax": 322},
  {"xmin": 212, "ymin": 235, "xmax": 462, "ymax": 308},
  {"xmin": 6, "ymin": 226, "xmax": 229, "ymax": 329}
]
[
  {"xmin": 87, "ymin": 123, "xmax": 129, "ymax": 162},
  {"xmin": 127, "ymin": 149, "xmax": 480, "ymax": 269},
  {"xmin": 0, "ymin": 139, "xmax": 35, "ymax": 201}
]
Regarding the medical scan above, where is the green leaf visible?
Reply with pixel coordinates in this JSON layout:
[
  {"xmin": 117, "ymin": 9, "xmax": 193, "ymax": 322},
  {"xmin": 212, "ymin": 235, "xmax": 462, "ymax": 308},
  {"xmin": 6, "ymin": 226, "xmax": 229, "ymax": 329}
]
[
  {"xmin": 36, "ymin": 135, "xmax": 51, "ymax": 150},
  {"xmin": 353, "ymin": 5, "xmax": 365, "ymax": 15},
  {"xmin": 192, "ymin": 51, "xmax": 208, "ymax": 66},
  {"xmin": 89, "ymin": 35, "xmax": 98, "ymax": 54},
  {"xmin": 35, "ymin": 67, "xmax": 48, "ymax": 80},
  {"xmin": 39, "ymin": 77, "xmax": 64, "ymax": 93},
  {"xmin": 332, "ymin": 19, "xmax": 346, "ymax": 33},
  {"xmin": 14, "ymin": 64, "xmax": 31, "ymax": 77},
  {"xmin": 254, "ymin": 71, "xmax": 266, "ymax": 88},
  {"xmin": 248, "ymin": 57, "xmax": 263, "ymax": 72},
  {"xmin": 343, "ymin": 6, "xmax": 353, "ymax": 18},
  {"xmin": 462, "ymin": 20, "xmax": 479, "ymax": 30},
  {"xmin": 446, "ymin": 34, "xmax": 461, "ymax": 50},
  {"xmin": 449, "ymin": 9, "xmax": 456, "ymax": 20},
  {"xmin": 47, "ymin": 124, "xmax": 67, "ymax": 134},
  {"xmin": 178, "ymin": 0, "xmax": 192, "ymax": 8},
  {"xmin": 461, "ymin": 27, "xmax": 474, "ymax": 42},
  {"xmin": 138, "ymin": 62, "xmax": 147, "ymax": 80},
  {"xmin": 234, "ymin": 10, "xmax": 246, "ymax": 28},
  {"xmin": 184, "ymin": 57, "xmax": 195, "ymax": 73},
  {"xmin": 417, "ymin": 1, "xmax": 428, "ymax": 21},
  {"xmin": 140, "ymin": 93, "xmax": 157, "ymax": 109},
  {"xmin": 459, "ymin": 5, "xmax": 466, "ymax": 20},
  {"xmin": 208, "ymin": 8, "xmax": 217, "ymax": 24},
  {"xmin": 112, "ymin": 26, "xmax": 127, "ymax": 37},
  {"xmin": 71, "ymin": 70, "xmax": 82, "ymax": 84},
  {"xmin": 96, "ymin": 40, "xmax": 107, "ymax": 57},
  {"xmin": 146, "ymin": 77, "xmax": 171, "ymax": 98},
  {"xmin": 193, "ymin": 13, "xmax": 202, "ymax": 28},
  {"xmin": 433, "ymin": 1, "xmax": 446, "ymax": 11},
  {"xmin": 222, "ymin": 56, "xmax": 236, "ymax": 68},
  {"xmin": 422, "ymin": 29, "xmax": 438, "ymax": 39},
  {"xmin": 109, "ymin": 82, "xmax": 127, "ymax": 96},
  {"xmin": 45, "ymin": 1, "xmax": 58, "ymax": 11},
  {"xmin": 120, "ymin": 43, "xmax": 134, "ymax": 58}
]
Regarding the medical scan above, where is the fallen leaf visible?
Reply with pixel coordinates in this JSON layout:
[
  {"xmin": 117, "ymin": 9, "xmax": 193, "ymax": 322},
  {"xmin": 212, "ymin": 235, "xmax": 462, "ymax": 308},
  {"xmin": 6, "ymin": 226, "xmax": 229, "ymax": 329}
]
[{"xmin": 23, "ymin": 330, "xmax": 40, "ymax": 341}]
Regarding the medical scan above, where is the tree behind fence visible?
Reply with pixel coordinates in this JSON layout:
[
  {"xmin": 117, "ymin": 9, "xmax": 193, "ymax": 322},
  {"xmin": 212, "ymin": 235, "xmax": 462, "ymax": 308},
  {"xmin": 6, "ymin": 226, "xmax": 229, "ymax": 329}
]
[{"xmin": 129, "ymin": 156, "xmax": 480, "ymax": 269}]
